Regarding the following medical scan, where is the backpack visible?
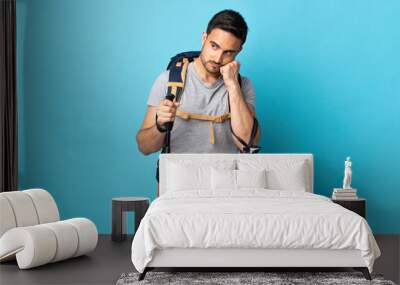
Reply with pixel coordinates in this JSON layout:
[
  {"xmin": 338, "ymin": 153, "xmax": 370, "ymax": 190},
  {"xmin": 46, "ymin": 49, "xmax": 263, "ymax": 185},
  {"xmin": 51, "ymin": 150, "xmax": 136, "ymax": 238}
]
[{"xmin": 156, "ymin": 51, "xmax": 261, "ymax": 183}]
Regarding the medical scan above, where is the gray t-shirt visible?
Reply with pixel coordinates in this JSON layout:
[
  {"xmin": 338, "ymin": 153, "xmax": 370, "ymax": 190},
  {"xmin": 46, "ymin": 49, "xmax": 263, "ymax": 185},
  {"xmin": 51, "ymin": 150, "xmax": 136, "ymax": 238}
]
[{"xmin": 147, "ymin": 62, "xmax": 256, "ymax": 153}]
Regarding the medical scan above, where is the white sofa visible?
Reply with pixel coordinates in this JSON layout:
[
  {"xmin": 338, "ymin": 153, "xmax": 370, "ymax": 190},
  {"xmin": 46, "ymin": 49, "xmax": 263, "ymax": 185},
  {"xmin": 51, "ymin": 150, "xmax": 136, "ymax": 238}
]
[{"xmin": 0, "ymin": 189, "xmax": 98, "ymax": 269}]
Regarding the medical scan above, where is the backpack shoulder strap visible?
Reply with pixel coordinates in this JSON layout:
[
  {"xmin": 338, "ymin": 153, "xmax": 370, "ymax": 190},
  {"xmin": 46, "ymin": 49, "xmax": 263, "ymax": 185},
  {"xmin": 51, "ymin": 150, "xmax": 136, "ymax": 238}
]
[
  {"xmin": 166, "ymin": 51, "xmax": 200, "ymax": 70},
  {"xmin": 161, "ymin": 51, "xmax": 200, "ymax": 154},
  {"xmin": 165, "ymin": 51, "xmax": 199, "ymax": 103}
]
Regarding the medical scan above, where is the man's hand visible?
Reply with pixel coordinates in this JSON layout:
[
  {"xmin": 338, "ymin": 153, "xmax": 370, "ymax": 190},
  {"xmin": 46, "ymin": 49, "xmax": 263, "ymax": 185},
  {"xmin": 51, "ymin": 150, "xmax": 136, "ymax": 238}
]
[
  {"xmin": 156, "ymin": 99, "xmax": 180, "ymax": 127},
  {"xmin": 220, "ymin": 60, "xmax": 240, "ymax": 89}
]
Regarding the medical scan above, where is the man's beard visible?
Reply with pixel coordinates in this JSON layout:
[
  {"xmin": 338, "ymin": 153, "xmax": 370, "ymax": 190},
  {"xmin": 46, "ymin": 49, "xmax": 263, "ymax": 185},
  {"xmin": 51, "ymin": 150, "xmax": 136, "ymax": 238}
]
[{"xmin": 199, "ymin": 53, "xmax": 221, "ymax": 75}]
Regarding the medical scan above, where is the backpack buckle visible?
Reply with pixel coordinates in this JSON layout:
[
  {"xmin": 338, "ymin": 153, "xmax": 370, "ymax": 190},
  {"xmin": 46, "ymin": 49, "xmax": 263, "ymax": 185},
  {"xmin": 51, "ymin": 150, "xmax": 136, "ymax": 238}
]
[
  {"xmin": 249, "ymin": 146, "xmax": 261, "ymax": 154},
  {"xmin": 241, "ymin": 145, "xmax": 261, "ymax": 154}
]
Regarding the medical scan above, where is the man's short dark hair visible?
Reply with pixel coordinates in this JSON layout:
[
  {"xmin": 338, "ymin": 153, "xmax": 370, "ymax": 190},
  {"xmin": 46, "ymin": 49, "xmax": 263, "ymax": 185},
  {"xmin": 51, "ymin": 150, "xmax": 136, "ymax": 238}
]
[{"xmin": 206, "ymin": 9, "xmax": 248, "ymax": 46}]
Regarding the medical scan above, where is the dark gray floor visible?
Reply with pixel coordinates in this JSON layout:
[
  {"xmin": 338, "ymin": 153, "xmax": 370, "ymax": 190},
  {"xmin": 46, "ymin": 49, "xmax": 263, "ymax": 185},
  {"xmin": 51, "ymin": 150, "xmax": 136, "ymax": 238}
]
[
  {"xmin": 374, "ymin": 235, "xmax": 400, "ymax": 284},
  {"xmin": 0, "ymin": 234, "xmax": 399, "ymax": 285},
  {"xmin": 0, "ymin": 235, "xmax": 135, "ymax": 285}
]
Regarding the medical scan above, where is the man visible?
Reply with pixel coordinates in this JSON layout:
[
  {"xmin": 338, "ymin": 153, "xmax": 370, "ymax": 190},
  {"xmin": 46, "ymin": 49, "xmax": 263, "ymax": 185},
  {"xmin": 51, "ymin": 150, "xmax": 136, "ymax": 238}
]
[{"xmin": 136, "ymin": 9, "xmax": 260, "ymax": 154}]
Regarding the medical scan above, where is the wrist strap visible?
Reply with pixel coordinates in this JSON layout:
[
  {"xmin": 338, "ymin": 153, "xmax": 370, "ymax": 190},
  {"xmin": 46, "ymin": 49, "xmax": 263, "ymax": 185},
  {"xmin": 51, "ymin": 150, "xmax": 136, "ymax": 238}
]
[{"xmin": 155, "ymin": 114, "xmax": 167, "ymax": 133}]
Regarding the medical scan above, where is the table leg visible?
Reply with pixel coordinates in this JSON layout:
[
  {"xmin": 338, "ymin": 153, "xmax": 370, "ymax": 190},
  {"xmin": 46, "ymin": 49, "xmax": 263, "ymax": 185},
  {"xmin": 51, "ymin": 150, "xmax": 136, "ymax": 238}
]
[{"xmin": 112, "ymin": 202, "xmax": 127, "ymax": 241}]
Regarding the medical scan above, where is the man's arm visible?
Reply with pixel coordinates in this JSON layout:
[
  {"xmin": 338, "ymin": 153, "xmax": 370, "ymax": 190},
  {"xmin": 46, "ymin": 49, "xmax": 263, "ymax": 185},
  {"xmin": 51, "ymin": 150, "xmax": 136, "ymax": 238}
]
[
  {"xmin": 136, "ymin": 106, "xmax": 165, "ymax": 155},
  {"xmin": 228, "ymin": 84, "xmax": 260, "ymax": 151},
  {"xmin": 220, "ymin": 61, "xmax": 261, "ymax": 151},
  {"xmin": 136, "ymin": 100, "xmax": 180, "ymax": 155}
]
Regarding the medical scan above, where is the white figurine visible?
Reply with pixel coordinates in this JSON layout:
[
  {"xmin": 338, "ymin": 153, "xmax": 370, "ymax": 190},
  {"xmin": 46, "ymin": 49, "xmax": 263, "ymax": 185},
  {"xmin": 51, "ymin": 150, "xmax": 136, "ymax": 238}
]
[{"xmin": 342, "ymin": 156, "xmax": 352, "ymax": 189}]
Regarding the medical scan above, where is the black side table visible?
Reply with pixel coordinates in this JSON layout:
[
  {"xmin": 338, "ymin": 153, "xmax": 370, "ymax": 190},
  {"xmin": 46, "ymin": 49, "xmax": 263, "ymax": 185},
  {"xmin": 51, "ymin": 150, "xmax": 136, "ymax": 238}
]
[
  {"xmin": 332, "ymin": 198, "xmax": 366, "ymax": 219},
  {"xmin": 112, "ymin": 197, "xmax": 150, "ymax": 242}
]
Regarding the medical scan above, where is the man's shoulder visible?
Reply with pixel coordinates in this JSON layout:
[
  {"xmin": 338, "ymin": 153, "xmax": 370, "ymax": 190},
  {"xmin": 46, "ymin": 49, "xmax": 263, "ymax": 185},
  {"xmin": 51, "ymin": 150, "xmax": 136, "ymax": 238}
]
[
  {"xmin": 240, "ymin": 75, "xmax": 254, "ymax": 90},
  {"xmin": 240, "ymin": 75, "xmax": 251, "ymax": 83}
]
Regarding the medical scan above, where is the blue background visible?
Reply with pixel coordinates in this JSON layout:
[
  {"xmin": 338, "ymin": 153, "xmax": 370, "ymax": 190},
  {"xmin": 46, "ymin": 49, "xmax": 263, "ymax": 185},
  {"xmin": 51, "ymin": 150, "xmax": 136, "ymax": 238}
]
[{"xmin": 16, "ymin": 0, "xmax": 400, "ymax": 234}]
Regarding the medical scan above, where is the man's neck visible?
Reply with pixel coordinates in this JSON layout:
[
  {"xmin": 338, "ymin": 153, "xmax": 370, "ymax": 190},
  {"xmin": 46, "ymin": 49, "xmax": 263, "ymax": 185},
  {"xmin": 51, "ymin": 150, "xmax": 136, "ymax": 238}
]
[{"xmin": 193, "ymin": 58, "xmax": 221, "ymax": 85}]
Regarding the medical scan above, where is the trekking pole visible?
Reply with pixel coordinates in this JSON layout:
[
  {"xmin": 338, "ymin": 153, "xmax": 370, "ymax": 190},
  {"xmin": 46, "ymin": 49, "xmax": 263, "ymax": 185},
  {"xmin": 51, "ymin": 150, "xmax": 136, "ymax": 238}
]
[{"xmin": 163, "ymin": 94, "xmax": 175, "ymax": 153}]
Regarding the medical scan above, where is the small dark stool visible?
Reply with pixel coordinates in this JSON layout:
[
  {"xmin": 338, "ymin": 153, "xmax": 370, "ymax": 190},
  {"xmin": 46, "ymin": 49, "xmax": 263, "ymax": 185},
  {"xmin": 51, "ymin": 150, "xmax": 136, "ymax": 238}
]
[{"xmin": 112, "ymin": 197, "xmax": 149, "ymax": 242}]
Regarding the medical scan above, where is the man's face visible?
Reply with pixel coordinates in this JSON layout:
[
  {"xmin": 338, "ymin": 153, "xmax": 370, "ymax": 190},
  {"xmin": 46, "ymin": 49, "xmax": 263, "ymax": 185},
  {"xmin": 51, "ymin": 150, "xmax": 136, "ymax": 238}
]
[{"xmin": 200, "ymin": 28, "xmax": 242, "ymax": 75}]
